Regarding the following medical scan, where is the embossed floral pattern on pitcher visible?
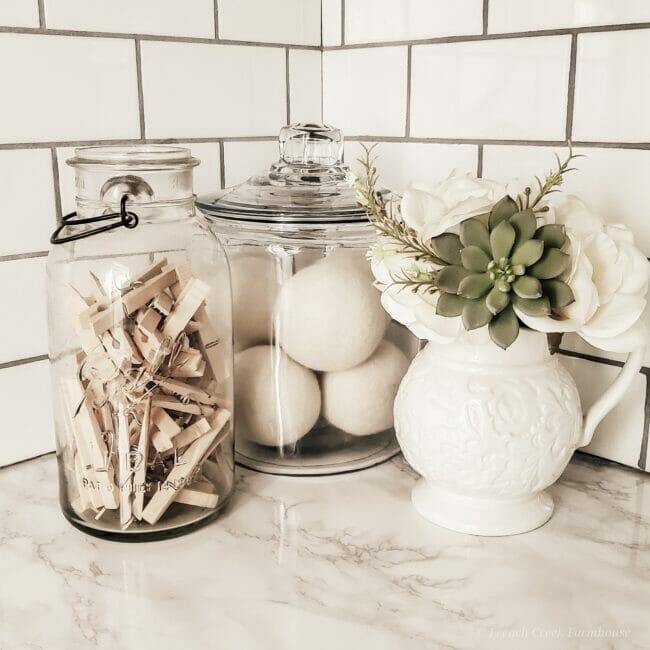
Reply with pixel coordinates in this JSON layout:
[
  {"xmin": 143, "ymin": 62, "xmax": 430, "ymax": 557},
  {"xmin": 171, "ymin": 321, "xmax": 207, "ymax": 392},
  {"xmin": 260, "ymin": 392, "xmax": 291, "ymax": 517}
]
[{"xmin": 394, "ymin": 330, "xmax": 643, "ymax": 536}]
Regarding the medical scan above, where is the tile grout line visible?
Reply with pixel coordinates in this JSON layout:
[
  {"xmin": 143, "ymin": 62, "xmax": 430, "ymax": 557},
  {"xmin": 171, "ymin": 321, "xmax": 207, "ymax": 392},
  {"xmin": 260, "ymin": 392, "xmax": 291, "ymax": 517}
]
[
  {"xmin": 285, "ymin": 47, "xmax": 291, "ymax": 124},
  {"xmin": 482, "ymin": 0, "xmax": 489, "ymax": 35},
  {"xmin": 213, "ymin": 0, "xmax": 219, "ymax": 39},
  {"xmin": 476, "ymin": 143, "xmax": 483, "ymax": 177},
  {"xmin": 134, "ymin": 39, "xmax": 146, "ymax": 140},
  {"xmin": 0, "ymin": 251, "xmax": 48, "ymax": 263},
  {"xmin": 0, "ymin": 354, "xmax": 48, "ymax": 371},
  {"xmin": 344, "ymin": 136, "xmax": 650, "ymax": 149},
  {"xmin": 37, "ymin": 0, "xmax": 45, "ymax": 29},
  {"xmin": 565, "ymin": 33, "xmax": 578, "ymax": 142},
  {"xmin": 638, "ymin": 373, "xmax": 650, "ymax": 470},
  {"xmin": 219, "ymin": 141, "xmax": 226, "ymax": 189},
  {"xmin": 0, "ymin": 25, "xmax": 322, "ymax": 50},
  {"xmin": 321, "ymin": 20, "xmax": 650, "ymax": 50},
  {"xmin": 340, "ymin": 0, "xmax": 345, "ymax": 45},
  {"xmin": 404, "ymin": 45, "xmax": 412, "ymax": 137},
  {"xmin": 50, "ymin": 147, "xmax": 63, "ymax": 223},
  {"xmin": 0, "ymin": 136, "xmax": 279, "ymax": 150},
  {"xmin": 2, "ymin": 137, "xmax": 650, "ymax": 151}
]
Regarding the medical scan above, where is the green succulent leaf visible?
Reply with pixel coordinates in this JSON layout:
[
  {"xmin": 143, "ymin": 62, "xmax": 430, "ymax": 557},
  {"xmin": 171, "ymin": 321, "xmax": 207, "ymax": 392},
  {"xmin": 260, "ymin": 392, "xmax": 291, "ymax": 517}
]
[
  {"xmin": 512, "ymin": 275, "xmax": 542, "ymax": 299},
  {"xmin": 489, "ymin": 196, "xmax": 519, "ymax": 229},
  {"xmin": 496, "ymin": 277, "xmax": 511, "ymax": 293},
  {"xmin": 431, "ymin": 233, "xmax": 462, "ymax": 265},
  {"xmin": 436, "ymin": 293, "xmax": 468, "ymax": 317},
  {"xmin": 510, "ymin": 209, "xmax": 537, "ymax": 246},
  {"xmin": 490, "ymin": 220, "xmax": 516, "ymax": 261},
  {"xmin": 486, "ymin": 285, "xmax": 510, "ymax": 315},
  {"xmin": 528, "ymin": 248, "xmax": 570, "ymax": 280},
  {"xmin": 542, "ymin": 279, "xmax": 575, "ymax": 309},
  {"xmin": 535, "ymin": 224, "xmax": 567, "ymax": 249},
  {"xmin": 488, "ymin": 305, "xmax": 519, "ymax": 350},
  {"xmin": 510, "ymin": 239, "xmax": 544, "ymax": 267},
  {"xmin": 458, "ymin": 273, "xmax": 493, "ymax": 299},
  {"xmin": 462, "ymin": 299, "xmax": 493, "ymax": 330},
  {"xmin": 461, "ymin": 245, "xmax": 491, "ymax": 272},
  {"xmin": 512, "ymin": 294, "xmax": 551, "ymax": 317},
  {"xmin": 460, "ymin": 218, "xmax": 491, "ymax": 254},
  {"xmin": 436, "ymin": 265, "xmax": 471, "ymax": 293}
]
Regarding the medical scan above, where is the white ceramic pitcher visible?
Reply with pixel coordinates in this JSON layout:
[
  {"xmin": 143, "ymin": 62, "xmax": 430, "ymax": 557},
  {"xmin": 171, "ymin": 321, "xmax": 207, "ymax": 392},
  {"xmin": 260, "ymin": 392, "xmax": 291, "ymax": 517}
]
[{"xmin": 394, "ymin": 329, "xmax": 645, "ymax": 536}]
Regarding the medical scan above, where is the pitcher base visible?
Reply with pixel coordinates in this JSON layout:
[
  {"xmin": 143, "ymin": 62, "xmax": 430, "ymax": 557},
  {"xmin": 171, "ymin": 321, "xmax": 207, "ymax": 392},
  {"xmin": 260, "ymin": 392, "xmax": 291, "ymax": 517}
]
[{"xmin": 411, "ymin": 479, "xmax": 554, "ymax": 536}]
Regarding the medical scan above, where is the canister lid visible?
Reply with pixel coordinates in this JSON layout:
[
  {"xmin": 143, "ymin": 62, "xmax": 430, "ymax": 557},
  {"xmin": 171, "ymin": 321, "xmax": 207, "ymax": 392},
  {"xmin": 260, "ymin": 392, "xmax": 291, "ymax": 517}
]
[{"xmin": 196, "ymin": 123, "xmax": 370, "ymax": 224}]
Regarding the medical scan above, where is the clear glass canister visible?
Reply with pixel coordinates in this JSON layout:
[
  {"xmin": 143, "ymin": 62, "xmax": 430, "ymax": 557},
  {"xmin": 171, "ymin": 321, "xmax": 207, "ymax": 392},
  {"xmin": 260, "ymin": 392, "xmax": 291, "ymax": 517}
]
[
  {"xmin": 197, "ymin": 124, "xmax": 418, "ymax": 476},
  {"xmin": 47, "ymin": 146, "xmax": 234, "ymax": 540}
]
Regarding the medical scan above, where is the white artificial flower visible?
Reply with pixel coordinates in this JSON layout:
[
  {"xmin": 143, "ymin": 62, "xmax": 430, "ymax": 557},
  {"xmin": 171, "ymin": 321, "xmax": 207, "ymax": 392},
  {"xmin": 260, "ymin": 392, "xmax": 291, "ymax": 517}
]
[
  {"xmin": 400, "ymin": 171, "xmax": 506, "ymax": 240},
  {"xmin": 515, "ymin": 196, "xmax": 650, "ymax": 352}
]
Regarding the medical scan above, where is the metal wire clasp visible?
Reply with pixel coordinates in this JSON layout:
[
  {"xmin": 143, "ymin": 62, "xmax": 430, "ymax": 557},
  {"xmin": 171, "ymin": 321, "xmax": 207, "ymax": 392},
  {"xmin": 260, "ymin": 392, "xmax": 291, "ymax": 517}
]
[{"xmin": 50, "ymin": 195, "xmax": 139, "ymax": 245}]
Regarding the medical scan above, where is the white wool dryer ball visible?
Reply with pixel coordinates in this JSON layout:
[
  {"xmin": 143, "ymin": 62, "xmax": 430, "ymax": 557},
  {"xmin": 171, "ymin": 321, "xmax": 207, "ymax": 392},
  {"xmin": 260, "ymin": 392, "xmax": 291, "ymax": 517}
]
[
  {"xmin": 234, "ymin": 345, "xmax": 321, "ymax": 447},
  {"xmin": 230, "ymin": 254, "xmax": 277, "ymax": 351},
  {"xmin": 276, "ymin": 256, "xmax": 389, "ymax": 371},
  {"xmin": 322, "ymin": 340, "xmax": 410, "ymax": 436}
]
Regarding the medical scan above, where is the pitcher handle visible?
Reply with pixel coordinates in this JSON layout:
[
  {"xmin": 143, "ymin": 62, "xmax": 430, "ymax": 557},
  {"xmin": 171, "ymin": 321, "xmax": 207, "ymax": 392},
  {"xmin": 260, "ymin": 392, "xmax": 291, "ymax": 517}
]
[{"xmin": 579, "ymin": 346, "xmax": 645, "ymax": 448}]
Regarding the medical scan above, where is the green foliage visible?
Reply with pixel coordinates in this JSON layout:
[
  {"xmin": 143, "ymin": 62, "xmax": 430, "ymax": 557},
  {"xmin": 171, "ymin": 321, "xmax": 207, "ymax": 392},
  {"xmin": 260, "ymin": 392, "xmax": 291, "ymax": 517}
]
[
  {"xmin": 357, "ymin": 145, "xmax": 580, "ymax": 349},
  {"xmin": 434, "ymin": 196, "xmax": 575, "ymax": 348}
]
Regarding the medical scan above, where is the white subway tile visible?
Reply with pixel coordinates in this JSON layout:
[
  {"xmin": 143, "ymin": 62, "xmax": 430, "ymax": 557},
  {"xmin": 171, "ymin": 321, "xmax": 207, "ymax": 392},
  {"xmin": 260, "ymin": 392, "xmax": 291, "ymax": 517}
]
[
  {"xmin": 482, "ymin": 145, "xmax": 650, "ymax": 256},
  {"xmin": 345, "ymin": 0, "xmax": 482, "ymax": 44},
  {"xmin": 0, "ymin": 1, "xmax": 39, "ymax": 27},
  {"xmin": 289, "ymin": 49, "xmax": 322, "ymax": 124},
  {"xmin": 0, "ymin": 360, "xmax": 53, "ymax": 467},
  {"xmin": 218, "ymin": 0, "xmax": 320, "ymax": 45},
  {"xmin": 0, "ymin": 34, "xmax": 139, "ymax": 144},
  {"xmin": 345, "ymin": 141, "xmax": 478, "ymax": 193},
  {"xmin": 0, "ymin": 258, "xmax": 47, "ymax": 364},
  {"xmin": 489, "ymin": 0, "xmax": 650, "ymax": 33},
  {"xmin": 573, "ymin": 30, "xmax": 650, "ymax": 143},
  {"xmin": 322, "ymin": 0, "xmax": 342, "ymax": 46},
  {"xmin": 141, "ymin": 41, "xmax": 286, "ymax": 138},
  {"xmin": 180, "ymin": 142, "xmax": 222, "ymax": 195},
  {"xmin": 0, "ymin": 149, "xmax": 56, "ymax": 256},
  {"xmin": 411, "ymin": 36, "xmax": 571, "ymax": 140},
  {"xmin": 44, "ymin": 0, "xmax": 215, "ymax": 38},
  {"xmin": 560, "ymin": 355, "xmax": 647, "ymax": 470},
  {"xmin": 323, "ymin": 47, "xmax": 408, "ymax": 137},
  {"xmin": 223, "ymin": 140, "xmax": 279, "ymax": 187}
]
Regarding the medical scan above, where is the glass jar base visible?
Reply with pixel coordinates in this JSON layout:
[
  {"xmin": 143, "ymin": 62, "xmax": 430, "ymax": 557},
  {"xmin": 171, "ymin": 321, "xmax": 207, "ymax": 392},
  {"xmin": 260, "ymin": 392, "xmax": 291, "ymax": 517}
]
[
  {"xmin": 62, "ymin": 493, "xmax": 231, "ymax": 542},
  {"xmin": 236, "ymin": 430, "xmax": 400, "ymax": 476}
]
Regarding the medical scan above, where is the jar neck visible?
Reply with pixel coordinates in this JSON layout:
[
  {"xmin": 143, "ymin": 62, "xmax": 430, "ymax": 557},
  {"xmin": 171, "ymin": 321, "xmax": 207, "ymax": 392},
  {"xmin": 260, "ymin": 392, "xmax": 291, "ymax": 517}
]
[{"xmin": 76, "ymin": 197, "xmax": 195, "ymax": 221}]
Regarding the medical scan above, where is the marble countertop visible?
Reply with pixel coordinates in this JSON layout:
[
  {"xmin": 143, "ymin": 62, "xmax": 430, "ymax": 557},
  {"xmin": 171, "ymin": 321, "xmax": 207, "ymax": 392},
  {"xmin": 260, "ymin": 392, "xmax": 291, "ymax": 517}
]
[{"xmin": 1, "ymin": 453, "xmax": 648, "ymax": 650}]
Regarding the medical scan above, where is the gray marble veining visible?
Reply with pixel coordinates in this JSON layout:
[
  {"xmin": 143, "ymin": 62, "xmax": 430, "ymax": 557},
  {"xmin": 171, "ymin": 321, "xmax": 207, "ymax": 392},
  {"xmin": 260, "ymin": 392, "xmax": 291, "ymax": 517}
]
[{"xmin": 0, "ymin": 454, "xmax": 648, "ymax": 650}]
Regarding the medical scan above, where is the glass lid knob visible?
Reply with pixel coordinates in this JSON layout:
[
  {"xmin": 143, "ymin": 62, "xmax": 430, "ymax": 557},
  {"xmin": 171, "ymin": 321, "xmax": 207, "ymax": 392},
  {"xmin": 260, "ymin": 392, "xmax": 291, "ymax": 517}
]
[
  {"xmin": 278, "ymin": 123, "xmax": 343, "ymax": 167},
  {"xmin": 270, "ymin": 123, "xmax": 348, "ymax": 186}
]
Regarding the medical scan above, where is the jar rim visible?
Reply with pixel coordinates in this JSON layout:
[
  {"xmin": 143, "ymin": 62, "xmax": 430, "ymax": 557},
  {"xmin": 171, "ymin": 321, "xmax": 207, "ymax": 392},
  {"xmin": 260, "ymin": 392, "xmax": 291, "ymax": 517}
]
[{"xmin": 67, "ymin": 145, "xmax": 199, "ymax": 170}]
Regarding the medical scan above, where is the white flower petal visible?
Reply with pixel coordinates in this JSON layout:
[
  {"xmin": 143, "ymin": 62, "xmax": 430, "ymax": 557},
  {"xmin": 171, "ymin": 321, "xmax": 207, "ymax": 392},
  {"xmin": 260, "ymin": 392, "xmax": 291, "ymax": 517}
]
[
  {"xmin": 414, "ymin": 301, "xmax": 463, "ymax": 339},
  {"xmin": 562, "ymin": 253, "xmax": 599, "ymax": 324},
  {"xmin": 579, "ymin": 320, "xmax": 648, "ymax": 353},
  {"xmin": 580, "ymin": 294, "xmax": 647, "ymax": 339},
  {"xmin": 585, "ymin": 232, "xmax": 622, "ymax": 304},
  {"xmin": 616, "ymin": 242, "xmax": 650, "ymax": 296},
  {"xmin": 401, "ymin": 189, "xmax": 446, "ymax": 233}
]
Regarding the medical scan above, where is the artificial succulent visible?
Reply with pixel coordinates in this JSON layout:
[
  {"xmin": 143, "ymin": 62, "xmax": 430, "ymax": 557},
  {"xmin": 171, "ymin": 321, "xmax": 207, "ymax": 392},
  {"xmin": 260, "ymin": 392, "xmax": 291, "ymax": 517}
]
[{"xmin": 433, "ymin": 196, "xmax": 575, "ymax": 349}]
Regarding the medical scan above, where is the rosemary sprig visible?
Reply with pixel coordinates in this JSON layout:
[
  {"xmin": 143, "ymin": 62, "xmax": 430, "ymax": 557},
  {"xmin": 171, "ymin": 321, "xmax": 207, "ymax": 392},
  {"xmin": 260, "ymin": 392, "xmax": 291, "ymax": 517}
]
[
  {"xmin": 357, "ymin": 145, "xmax": 445, "ymax": 267},
  {"xmin": 529, "ymin": 145, "xmax": 583, "ymax": 208}
]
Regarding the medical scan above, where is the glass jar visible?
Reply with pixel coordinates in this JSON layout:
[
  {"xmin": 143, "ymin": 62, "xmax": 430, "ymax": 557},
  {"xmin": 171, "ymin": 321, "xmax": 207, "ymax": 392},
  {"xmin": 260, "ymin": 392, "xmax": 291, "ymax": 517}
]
[
  {"xmin": 47, "ymin": 146, "xmax": 234, "ymax": 541},
  {"xmin": 197, "ymin": 124, "xmax": 418, "ymax": 476}
]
